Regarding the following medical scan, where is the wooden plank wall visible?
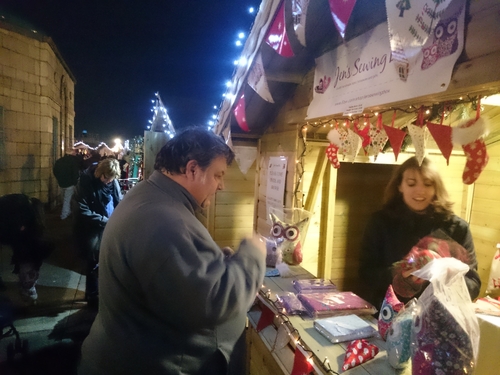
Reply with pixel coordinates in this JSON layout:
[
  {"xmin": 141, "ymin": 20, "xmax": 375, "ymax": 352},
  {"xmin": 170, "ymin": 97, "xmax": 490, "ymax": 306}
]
[
  {"xmin": 470, "ymin": 119, "xmax": 500, "ymax": 297},
  {"xmin": 211, "ymin": 142, "xmax": 258, "ymax": 250}
]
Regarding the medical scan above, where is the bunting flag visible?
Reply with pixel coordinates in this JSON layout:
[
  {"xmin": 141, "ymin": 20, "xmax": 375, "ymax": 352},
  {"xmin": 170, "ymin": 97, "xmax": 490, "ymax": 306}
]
[
  {"xmin": 365, "ymin": 116, "xmax": 389, "ymax": 158},
  {"xmin": 256, "ymin": 301, "xmax": 276, "ymax": 332},
  {"xmin": 265, "ymin": 1, "xmax": 294, "ymax": 57},
  {"xmin": 272, "ymin": 323, "xmax": 291, "ymax": 352},
  {"xmin": 353, "ymin": 118, "xmax": 371, "ymax": 149},
  {"xmin": 383, "ymin": 125, "xmax": 407, "ymax": 161},
  {"xmin": 248, "ymin": 53, "xmax": 274, "ymax": 103},
  {"xmin": 233, "ymin": 145, "xmax": 257, "ymax": 175},
  {"xmin": 407, "ymin": 123, "xmax": 428, "ymax": 166},
  {"xmin": 291, "ymin": 345, "xmax": 314, "ymax": 375},
  {"xmin": 292, "ymin": 0, "xmax": 310, "ymax": 47},
  {"xmin": 233, "ymin": 94, "xmax": 249, "ymax": 132},
  {"xmin": 426, "ymin": 122, "xmax": 453, "ymax": 165},
  {"xmin": 328, "ymin": 0, "xmax": 357, "ymax": 39}
]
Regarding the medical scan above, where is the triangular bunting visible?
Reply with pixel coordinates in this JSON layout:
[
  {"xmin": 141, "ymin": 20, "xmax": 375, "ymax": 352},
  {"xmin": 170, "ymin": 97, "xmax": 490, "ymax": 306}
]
[
  {"xmin": 248, "ymin": 53, "xmax": 274, "ymax": 103},
  {"xmin": 256, "ymin": 302, "xmax": 275, "ymax": 332},
  {"xmin": 272, "ymin": 323, "xmax": 290, "ymax": 352},
  {"xmin": 291, "ymin": 345, "xmax": 314, "ymax": 375},
  {"xmin": 292, "ymin": 0, "xmax": 310, "ymax": 47},
  {"xmin": 426, "ymin": 122, "xmax": 453, "ymax": 165},
  {"xmin": 353, "ymin": 119, "xmax": 371, "ymax": 149},
  {"xmin": 407, "ymin": 123, "xmax": 428, "ymax": 166},
  {"xmin": 233, "ymin": 94, "xmax": 249, "ymax": 132},
  {"xmin": 265, "ymin": 1, "xmax": 294, "ymax": 57},
  {"xmin": 383, "ymin": 125, "xmax": 407, "ymax": 161},
  {"xmin": 328, "ymin": 0, "xmax": 357, "ymax": 39},
  {"xmin": 233, "ymin": 145, "xmax": 257, "ymax": 175}
]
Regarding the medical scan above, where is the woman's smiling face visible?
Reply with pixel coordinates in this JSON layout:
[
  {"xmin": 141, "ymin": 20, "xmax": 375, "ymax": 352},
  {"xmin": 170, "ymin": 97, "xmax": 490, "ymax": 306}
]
[{"xmin": 398, "ymin": 168, "xmax": 436, "ymax": 213}]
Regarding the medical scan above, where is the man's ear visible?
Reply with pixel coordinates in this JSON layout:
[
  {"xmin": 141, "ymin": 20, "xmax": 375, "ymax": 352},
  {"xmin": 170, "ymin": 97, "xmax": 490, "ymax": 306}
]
[{"xmin": 185, "ymin": 160, "xmax": 199, "ymax": 179}]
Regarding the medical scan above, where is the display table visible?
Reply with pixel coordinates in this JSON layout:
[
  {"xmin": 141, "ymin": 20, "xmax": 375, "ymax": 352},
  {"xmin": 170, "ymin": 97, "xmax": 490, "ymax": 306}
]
[{"xmin": 245, "ymin": 266, "xmax": 411, "ymax": 375}]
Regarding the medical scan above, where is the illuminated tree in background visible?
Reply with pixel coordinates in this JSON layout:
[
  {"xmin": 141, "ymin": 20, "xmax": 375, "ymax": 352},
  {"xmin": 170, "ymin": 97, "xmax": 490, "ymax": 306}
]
[{"xmin": 149, "ymin": 92, "xmax": 175, "ymax": 138}]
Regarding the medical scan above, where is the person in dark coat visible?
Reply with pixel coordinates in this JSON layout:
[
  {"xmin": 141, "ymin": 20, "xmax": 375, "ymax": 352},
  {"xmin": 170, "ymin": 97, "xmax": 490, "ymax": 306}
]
[
  {"xmin": 0, "ymin": 194, "xmax": 52, "ymax": 301},
  {"xmin": 72, "ymin": 158, "xmax": 122, "ymax": 306},
  {"xmin": 359, "ymin": 156, "xmax": 481, "ymax": 309},
  {"xmin": 53, "ymin": 148, "xmax": 82, "ymax": 220}
]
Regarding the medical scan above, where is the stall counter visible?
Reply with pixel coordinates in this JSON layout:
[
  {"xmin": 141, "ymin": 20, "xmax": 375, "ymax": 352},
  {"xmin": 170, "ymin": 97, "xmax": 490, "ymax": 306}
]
[{"xmin": 246, "ymin": 266, "xmax": 411, "ymax": 375}]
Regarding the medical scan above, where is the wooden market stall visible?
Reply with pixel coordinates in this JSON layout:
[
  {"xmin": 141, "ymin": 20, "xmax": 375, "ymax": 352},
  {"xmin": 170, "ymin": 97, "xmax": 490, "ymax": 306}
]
[{"xmin": 210, "ymin": 0, "xmax": 500, "ymax": 373}]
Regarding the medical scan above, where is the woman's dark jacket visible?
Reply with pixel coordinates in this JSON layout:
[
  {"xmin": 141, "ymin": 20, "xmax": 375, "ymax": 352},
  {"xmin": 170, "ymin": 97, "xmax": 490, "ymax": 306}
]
[
  {"xmin": 72, "ymin": 165, "xmax": 121, "ymax": 250},
  {"xmin": 359, "ymin": 204, "xmax": 481, "ymax": 308}
]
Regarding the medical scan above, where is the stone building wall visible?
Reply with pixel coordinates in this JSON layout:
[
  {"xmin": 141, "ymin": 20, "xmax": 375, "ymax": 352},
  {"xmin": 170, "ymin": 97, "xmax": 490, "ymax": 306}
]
[{"xmin": 0, "ymin": 20, "xmax": 75, "ymax": 205}]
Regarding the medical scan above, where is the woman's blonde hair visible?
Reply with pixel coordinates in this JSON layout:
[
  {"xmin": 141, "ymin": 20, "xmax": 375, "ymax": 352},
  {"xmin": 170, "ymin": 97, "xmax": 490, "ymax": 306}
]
[
  {"xmin": 94, "ymin": 158, "xmax": 121, "ymax": 180},
  {"xmin": 383, "ymin": 156, "xmax": 454, "ymax": 217}
]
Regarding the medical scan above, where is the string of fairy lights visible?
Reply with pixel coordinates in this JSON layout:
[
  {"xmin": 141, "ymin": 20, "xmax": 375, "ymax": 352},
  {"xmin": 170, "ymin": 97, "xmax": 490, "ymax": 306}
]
[
  {"xmin": 256, "ymin": 284, "xmax": 340, "ymax": 374},
  {"xmin": 145, "ymin": 6, "xmax": 258, "ymax": 133}
]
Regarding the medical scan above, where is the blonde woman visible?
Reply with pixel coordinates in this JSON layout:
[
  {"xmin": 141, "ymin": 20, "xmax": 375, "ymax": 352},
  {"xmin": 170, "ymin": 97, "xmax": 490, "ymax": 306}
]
[{"xmin": 72, "ymin": 157, "xmax": 122, "ymax": 307}]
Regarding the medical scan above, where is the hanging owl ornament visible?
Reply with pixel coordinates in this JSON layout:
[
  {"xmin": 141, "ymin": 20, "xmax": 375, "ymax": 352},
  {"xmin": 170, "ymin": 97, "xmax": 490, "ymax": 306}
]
[{"xmin": 270, "ymin": 213, "xmax": 309, "ymax": 265}]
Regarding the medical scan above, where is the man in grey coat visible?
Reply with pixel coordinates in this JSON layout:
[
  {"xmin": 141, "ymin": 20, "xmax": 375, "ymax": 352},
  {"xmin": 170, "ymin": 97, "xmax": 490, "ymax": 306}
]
[{"xmin": 78, "ymin": 127, "xmax": 266, "ymax": 375}]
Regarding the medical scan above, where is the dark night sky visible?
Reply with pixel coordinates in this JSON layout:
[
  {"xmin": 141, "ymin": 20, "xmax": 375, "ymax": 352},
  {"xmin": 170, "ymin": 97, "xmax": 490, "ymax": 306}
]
[{"xmin": 0, "ymin": 0, "xmax": 256, "ymax": 142}]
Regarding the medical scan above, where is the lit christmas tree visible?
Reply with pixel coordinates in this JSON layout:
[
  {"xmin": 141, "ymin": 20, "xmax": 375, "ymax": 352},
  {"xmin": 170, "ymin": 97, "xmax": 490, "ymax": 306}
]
[{"xmin": 149, "ymin": 92, "xmax": 175, "ymax": 138}]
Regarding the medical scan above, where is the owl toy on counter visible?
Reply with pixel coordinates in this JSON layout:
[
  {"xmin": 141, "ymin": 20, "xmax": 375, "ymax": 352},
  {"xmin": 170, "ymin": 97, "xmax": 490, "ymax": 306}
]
[{"xmin": 270, "ymin": 212, "xmax": 309, "ymax": 265}]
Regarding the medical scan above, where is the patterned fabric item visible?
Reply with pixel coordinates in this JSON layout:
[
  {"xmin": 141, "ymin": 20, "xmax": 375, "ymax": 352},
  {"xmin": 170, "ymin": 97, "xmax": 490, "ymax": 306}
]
[
  {"xmin": 342, "ymin": 339, "xmax": 379, "ymax": 371},
  {"xmin": 412, "ymin": 298, "xmax": 475, "ymax": 374},
  {"xmin": 386, "ymin": 299, "xmax": 416, "ymax": 369},
  {"xmin": 378, "ymin": 285, "xmax": 404, "ymax": 340},
  {"xmin": 407, "ymin": 123, "xmax": 428, "ymax": 166},
  {"xmin": 365, "ymin": 125, "xmax": 388, "ymax": 158},
  {"xmin": 292, "ymin": 278, "xmax": 337, "ymax": 294},
  {"xmin": 297, "ymin": 291, "xmax": 377, "ymax": 318}
]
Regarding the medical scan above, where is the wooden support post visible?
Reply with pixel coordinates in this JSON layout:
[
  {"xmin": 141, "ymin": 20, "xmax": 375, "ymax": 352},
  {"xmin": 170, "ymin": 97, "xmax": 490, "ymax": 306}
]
[{"xmin": 317, "ymin": 164, "xmax": 337, "ymax": 278}]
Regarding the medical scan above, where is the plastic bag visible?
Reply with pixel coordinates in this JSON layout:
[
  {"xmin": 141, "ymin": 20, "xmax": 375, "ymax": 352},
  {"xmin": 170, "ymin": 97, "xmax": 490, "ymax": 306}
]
[
  {"xmin": 411, "ymin": 258, "xmax": 479, "ymax": 375},
  {"xmin": 392, "ymin": 229, "xmax": 470, "ymax": 298},
  {"xmin": 386, "ymin": 299, "xmax": 417, "ymax": 369},
  {"xmin": 486, "ymin": 243, "xmax": 500, "ymax": 296}
]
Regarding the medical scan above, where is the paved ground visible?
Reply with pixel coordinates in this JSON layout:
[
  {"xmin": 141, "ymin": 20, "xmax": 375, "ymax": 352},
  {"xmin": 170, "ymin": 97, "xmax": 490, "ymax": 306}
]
[{"xmin": 0, "ymin": 206, "xmax": 97, "ymax": 374}]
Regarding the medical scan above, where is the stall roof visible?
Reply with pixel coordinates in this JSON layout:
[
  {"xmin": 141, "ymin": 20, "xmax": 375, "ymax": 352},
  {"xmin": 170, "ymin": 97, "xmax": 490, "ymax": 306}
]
[{"xmin": 215, "ymin": 0, "xmax": 500, "ymax": 143}]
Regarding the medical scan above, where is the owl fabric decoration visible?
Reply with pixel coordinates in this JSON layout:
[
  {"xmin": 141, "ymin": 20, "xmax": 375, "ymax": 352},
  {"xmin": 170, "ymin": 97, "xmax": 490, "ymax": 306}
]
[
  {"xmin": 386, "ymin": 299, "xmax": 416, "ymax": 369},
  {"xmin": 270, "ymin": 212, "xmax": 309, "ymax": 265},
  {"xmin": 421, "ymin": 15, "xmax": 458, "ymax": 70},
  {"xmin": 342, "ymin": 339, "xmax": 379, "ymax": 372},
  {"xmin": 378, "ymin": 285, "xmax": 404, "ymax": 340}
]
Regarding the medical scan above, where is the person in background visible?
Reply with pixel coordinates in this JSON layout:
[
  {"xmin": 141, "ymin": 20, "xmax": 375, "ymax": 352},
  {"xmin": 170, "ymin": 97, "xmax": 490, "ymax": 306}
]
[
  {"xmin": 78, "ymin": 127, "xmax": 266, "ymax": 375},
  {"xmin": 72, "ymin": 157, "xmax": 122, "ymax": 307},
  {"xmin": 0, "ymin": 194, "xmax": 53, "ymax": 301},
  {"xmin": 53, "ymin": 148, "xmax": 82, "ymax": 220},
  {"xmin": 358, "ymin": 156, "xmax": 481, "ymax": 308}
]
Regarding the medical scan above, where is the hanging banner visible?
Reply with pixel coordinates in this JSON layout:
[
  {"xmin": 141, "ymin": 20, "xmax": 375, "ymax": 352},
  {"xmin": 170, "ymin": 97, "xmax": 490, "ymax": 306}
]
[
  {"xmin": 265, "ymin": 0, "xmax": 294, "ymax": 57},
  {"xmin": 233, "ymin": 94, "xmax": 249, "ymax": 132},
  {"xmin": 292, "ymin": 0, "xmax": 310, "ymax": 47},
  {"xmin": 248, "ymin": 53, "xmax": 274, "ymax": 103},
  {"xmin": 307, "ymin": 0, "xmax": 465, "ymax": 120}
]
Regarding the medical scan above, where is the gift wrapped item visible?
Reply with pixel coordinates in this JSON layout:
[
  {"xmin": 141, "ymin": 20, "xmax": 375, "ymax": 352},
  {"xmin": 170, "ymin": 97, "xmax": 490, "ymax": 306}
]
[
  {"xmin": 378, "ymin": 284, "xmax": 404, "ymax": 340},
  {"xmin": 292, "ymin": 278, "xmax": 337, "ymax": 294},
  {"xmin": 314, "ymin": 314, "xmax": 377, "ymax": 343},
  {"xmin": 297, "ymin": 291, "xmax": 377, "ymax": 318},
  {"xmin": 411, "ymin": 258, "xmax": 479, "ymax": 375}
]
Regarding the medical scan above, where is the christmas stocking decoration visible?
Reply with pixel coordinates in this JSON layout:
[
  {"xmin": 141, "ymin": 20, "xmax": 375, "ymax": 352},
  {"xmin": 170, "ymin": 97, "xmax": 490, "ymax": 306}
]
[
  {"xmin": 452, "ymin": 117, "xmax": 489, "ymax": 184},
  {"xmin": 326, "ymin": 128, "xmax": 342, "ymax": 169}
]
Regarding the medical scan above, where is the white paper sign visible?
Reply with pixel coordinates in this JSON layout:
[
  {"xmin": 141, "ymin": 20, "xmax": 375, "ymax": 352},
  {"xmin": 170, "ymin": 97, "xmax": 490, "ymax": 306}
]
[{"xmin": 266, "ymin": 156, "xmax": 287, "ymax": 218}]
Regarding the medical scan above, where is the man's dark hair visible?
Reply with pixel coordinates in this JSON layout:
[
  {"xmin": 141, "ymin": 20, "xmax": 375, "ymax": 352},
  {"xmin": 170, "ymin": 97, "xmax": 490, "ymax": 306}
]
[{"xmin": 154, "ymin": 127, "xmax": 235, "ymax": 174}]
